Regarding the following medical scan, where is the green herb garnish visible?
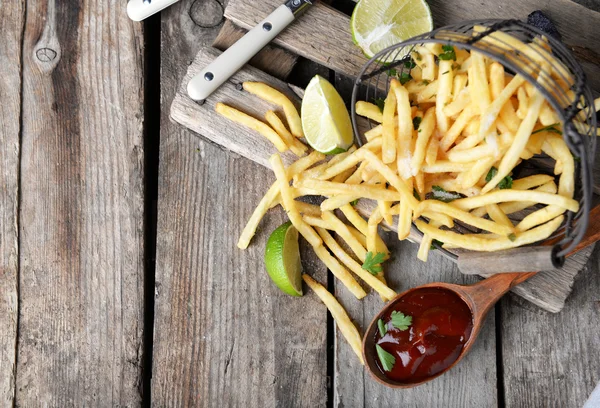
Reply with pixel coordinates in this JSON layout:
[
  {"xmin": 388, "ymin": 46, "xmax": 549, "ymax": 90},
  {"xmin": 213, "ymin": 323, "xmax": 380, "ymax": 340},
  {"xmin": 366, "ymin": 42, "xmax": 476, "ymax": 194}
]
[
  {"xmin": 404, "ymin": 59, "xmax": 417, "ymax": 69},
  {"xmin": 442, "ymin": 70, "xmax": 450, "ymax": 75},
  {"xmin": 378, "ymin": 319, "xmax": 387, "ymax": 336},
  {"xmin": 362, "ymin": 251, "xmax": 386, "ymax": 275},
  {"xmin": 399, "ymin": 71, "xmax": 413, "ymax": 85},
  {"xmin": 421, "ymin": 79, "xmax": 431, "ymax": 86},
  {"xmin": 387, "ymin": 68, "xmax": 398, "ymax": 77},
  {"xmin": 486, "ymin": 167, "xmax": 513, "ymax": 189},
  {"xmin": 376, "ymin": 345, "xmax": 396, "ymax": 372},
  {"xmin": 374, "ymin": 98, "xmax": 385, "ymax": 113},
  {"xmin": 439, "ymin": 45, "xmax": 457, "ymax": 61},
  {"xmin": 390, "ymin": 311, "xmax": 413, "ymax": 331},
  {"xmin": 350, "ymin": 199, "xmax": 359, "ymax": 206},
  {"xmin": 413, "ymin": 188, "xmax": 421, "ymax": 201},
  {"xmin": 430, "ymin": 239, "xmax": 444, "ymax": 250},
  {"xmin": 508, "ymin": 233, "xmax": 517, "ymax": 242},
  {"xmin": 532, "ymin": 123, "xmax": 562, "ymax": 135},
  {"xmin": 413, "ymin": 116, "xmax": 422, "ymax": 130}
]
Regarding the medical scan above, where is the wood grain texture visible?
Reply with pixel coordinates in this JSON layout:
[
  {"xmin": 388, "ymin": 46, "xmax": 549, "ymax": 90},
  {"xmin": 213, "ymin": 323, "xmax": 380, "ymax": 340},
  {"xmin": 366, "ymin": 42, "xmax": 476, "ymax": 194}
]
[
  {"xmin": 152, "ymin": 1, "xmax": 328, "ymax": 405},
  {"xmin": 0, "ymin": 1, "xmax": 24, "ymax": 405},
  {"xmin": 501, "ymin": 245, "xmax": 600, "ymax": 407},
  {"xmin": 334, "ymin": 231, "xmax": 499, "ymax": 408},
  {"xmin": 213, "ymin": 19, "xmax": 298, "ymax": 79},
  {"xmin": 16, "ymin": 0, "xmax": 145, "ymax": 405}
]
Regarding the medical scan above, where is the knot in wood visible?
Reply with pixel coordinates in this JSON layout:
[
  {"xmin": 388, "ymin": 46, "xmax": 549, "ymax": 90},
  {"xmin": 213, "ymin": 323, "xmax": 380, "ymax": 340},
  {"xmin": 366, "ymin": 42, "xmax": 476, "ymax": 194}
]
[
  {"xmin": 36, "ymin": 47, "xmax": 58, "ymax": 62},
  {"xmin": 189, "ymin": 0, "xmax": 224, "ymax": 28}
]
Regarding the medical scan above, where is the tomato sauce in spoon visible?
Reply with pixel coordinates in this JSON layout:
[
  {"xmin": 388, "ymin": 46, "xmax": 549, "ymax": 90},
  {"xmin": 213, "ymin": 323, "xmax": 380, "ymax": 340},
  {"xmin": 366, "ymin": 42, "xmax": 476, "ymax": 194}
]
[{"xmin": 374, "ymin": 287, "xmax": 473, "ymax": 383}]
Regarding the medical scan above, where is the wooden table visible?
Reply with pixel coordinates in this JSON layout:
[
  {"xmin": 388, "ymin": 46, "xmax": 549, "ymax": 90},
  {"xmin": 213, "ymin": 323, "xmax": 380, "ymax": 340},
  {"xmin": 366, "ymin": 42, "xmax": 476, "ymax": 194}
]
[{"xmin": 0, "ymin": 0, "xmax": 599, "ymax": 407}]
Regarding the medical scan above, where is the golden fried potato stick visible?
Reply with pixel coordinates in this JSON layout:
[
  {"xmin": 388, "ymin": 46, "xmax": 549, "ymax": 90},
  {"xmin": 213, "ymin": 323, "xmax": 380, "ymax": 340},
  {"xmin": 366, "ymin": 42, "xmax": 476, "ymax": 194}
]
[
  {"xmin": 356, "ymin": 101, "xmax": 383, "ymax": 123},
  {"xmin": 440, "ymin": 105, "xmax": 477, "ymax": 151},
  {"xmin": 436, "ymin": 60, "xmax": 454, "ymax": 132},
  {"xmin": 411, "ymin": 107, "xmax": 436, "ymax": 175},
  {"xmin": 270, "ymin": 154, "xmax": 322, "ymax": 247},
  {"xmin": 315, "ymin": 227, "xmax": 397, "ymax": 301},
  {"xmin": 216, "ymin": 103, "xmax": 288, "ymax": 152},
  {"xmin": 243, "ymin": 82, "xmax": 303, "ymax": 137},
  {"xmin": 322, "ymin": 211, "xmax": 368, "ymax": 262},
  {"xmin": 296, "ymin": 179, "xmax": 403, "ymax": 202},
  {"xmin": 382, "ymin": 84, "xmax": 398, "ymax": 164},
  {"xmin": 391, "ymin": 80, "xmax": 414, "ymax": 179},
  {"xmin": 485, "ymin": 204, "xmax": 514, "ymax": 228},
  {"xmin": 302, "ymin": 274, "xmax": 365, "ymax": 364},
  {"xmin": 414, "ymin": 215, "xmax": 564, "ymax": 252},
  {"xmin": 311, "ymin": 245, "xmax": 367, "ymax": 299},
  {"xmin": 340, "ymin": 204, "xmax": 390, "ymax": 258},
  {"xmin": 265, "ymin": 110, "xmax": 307, "ymax": 157},
  {"xmin": 453, "ymin": 189, "xmax": 579, "ymax": 213}
]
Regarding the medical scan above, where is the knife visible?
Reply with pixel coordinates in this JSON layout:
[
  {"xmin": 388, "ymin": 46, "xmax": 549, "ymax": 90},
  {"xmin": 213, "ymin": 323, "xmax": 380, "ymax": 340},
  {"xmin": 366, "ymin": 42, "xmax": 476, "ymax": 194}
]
[{"xmin": 187, "ymin": 0, "xmax": 313, "ymax": 102}]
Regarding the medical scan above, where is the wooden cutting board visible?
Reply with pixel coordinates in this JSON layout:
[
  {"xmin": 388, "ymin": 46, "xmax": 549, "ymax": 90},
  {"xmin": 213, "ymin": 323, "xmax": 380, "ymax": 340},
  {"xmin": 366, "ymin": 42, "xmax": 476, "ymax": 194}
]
[{"xmin": 170, "ymin": 1, "xmax": 599, "ymax": 312}]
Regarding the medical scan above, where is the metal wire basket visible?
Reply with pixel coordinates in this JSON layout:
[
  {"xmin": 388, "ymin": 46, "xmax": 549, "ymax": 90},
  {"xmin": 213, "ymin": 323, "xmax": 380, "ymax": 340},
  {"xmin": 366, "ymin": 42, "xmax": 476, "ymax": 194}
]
[{"xmin": 350, "ymin": 19, "xmax": 596, "ymax": 263}]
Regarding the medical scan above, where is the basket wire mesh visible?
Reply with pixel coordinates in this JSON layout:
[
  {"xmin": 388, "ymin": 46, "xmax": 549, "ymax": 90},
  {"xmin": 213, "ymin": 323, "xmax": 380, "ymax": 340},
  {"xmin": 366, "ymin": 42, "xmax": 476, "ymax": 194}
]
[{"xmin": 351, "ymin": 19, "xmax": 596, "ymax": 261}]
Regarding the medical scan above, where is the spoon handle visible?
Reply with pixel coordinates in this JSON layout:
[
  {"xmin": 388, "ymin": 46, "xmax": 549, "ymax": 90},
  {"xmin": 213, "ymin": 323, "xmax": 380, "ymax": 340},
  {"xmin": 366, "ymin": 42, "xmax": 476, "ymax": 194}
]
[{"xmin": 465, "ymin": 204, "xmax": 600, "ymax": 318}]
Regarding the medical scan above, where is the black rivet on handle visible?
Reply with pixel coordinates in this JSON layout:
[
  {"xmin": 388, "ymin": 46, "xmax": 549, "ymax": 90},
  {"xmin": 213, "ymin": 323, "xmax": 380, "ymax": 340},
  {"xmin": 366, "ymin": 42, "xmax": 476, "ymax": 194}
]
[
  {"xmin": 263, "ymin": 22, "xmax": 272, "ymax": 32},
  {"xmin": 204, "ymin": 72, "xmax": 214, "ymax": 81}
]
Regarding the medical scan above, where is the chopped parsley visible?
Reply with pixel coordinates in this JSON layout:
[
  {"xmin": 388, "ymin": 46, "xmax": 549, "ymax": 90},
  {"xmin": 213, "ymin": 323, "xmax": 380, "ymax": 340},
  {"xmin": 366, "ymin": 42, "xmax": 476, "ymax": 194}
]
[
  {"xmin": 390, "ymin": 311, "xmax": 413, "ymax": 331},
  {"xmin": 350, "ymin": 199, "xmax": 359, "ymax": 206},
  {"xmin": 486, "ymin": 167, "xmax": 513, "ymax": 189},
  {"xmin": 362, "ymin": 251, "xmax": 386, "ymax": 275},
  {"xmin": 374, "ymin": 97, "xmax": 385, "ymax": 113},
  {"xmin": 413, "ymin": 116, "xmax": 422, "ymax": 130},
  {"xmin": 413, "ymin": 188, "xmax": 421, "ymax": 201},
  {"xmin": 376, "ymin": 345, "xmax": 396, "ymax": 372},
  {"xmin": 422, "ymin": 79, "xmax": 431, "ymax": 86},
  {"xmin": 404, "ymin": 59, "xmax": 417, "ymax": 69},
  {"xmin": 442, "ymin": 70, "xmax": 450, "ymax": 75},
  {"xmin": 399, "ymin": 71, "xmax": 413, "ymax": 85},
  {"xmin": 426, "ymin": 186, "xmax": 466, "ymax": 203},
  {"xmin": 430, "ymin": 239, "xmax": 444, "ymax": 250},
  {"xmin": 377, "ymin": 319, "xmax": 387, "ymax": 336},
  {"xmin": 508, "ymin": 233, "xmax": 517, "ymax": 242},
  {"xmin": 387, "ymin": 68, "xmax": 398, "ymax": 77},
  {"xmin": 438, "ymin": 45, "xmax": 457, "ymax": 61}
]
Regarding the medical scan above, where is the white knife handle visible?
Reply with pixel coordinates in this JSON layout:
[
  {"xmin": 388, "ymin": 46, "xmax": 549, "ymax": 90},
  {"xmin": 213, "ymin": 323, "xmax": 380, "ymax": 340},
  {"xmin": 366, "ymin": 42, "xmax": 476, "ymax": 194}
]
[
  {"xmin": 127, "ymin": 0, "xmax": 181, "ymax": 21},
  {"xmin": 187, "ymin": 5, "xmax": 295, "ymax": 101}
]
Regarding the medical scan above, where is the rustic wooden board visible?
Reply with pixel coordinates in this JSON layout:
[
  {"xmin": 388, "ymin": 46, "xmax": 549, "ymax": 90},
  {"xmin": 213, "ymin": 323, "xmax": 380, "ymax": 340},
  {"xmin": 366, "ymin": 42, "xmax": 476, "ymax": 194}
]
[
  {"xmin": 16, "ymin": 1, "xmax": 145, "ymax": 405},
  {"xmin": 225, "ymin": 0, "xmax": 600, "ymax": 90},
  {"xmin": 152, "ymin": 1, "xmax": 328, "ymax": 405},
  {"xmin": 171, "ymin": 46, "xmax": 594, "ymax": 312},
  {"xmin": 500, "ymin": 245, "xmax": 600, "ymax": 407},
  {"xmin": 0, "ymin": 1, "xmax": 24, "ymax": 405}
]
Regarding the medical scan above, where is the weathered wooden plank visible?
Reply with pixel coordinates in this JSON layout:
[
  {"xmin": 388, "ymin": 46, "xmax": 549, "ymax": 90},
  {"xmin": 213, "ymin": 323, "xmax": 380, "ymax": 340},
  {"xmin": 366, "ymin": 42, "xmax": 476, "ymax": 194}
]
[
  {"xmin": 16, "ymin": 0, "xmax": 145, "ymax": 405},
  {"xmin": 224, "ymin": 0, "xmax": 600, "ymax": 90},
  {"xmin": 0, "ymin": 1, "xmax": 24, "ymax": 405},
  {"xmin": 501, "ymin": 245, "xmax": 600, "ymax": 407},
  {"xmin": 213, "ymin": 19, "xmax": 298, "ymax": 79},
  {"xmin": 334, "ymin": 231, "xmax": 499, "ymax": 407},
  {"xmin": 152, "ymin": 1, "xmax": 328, "ymax": 405}
]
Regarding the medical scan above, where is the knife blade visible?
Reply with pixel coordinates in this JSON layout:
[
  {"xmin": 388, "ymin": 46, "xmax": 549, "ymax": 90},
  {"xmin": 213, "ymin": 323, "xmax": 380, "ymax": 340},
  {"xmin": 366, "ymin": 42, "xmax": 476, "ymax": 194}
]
[{"xmin": 187, "ymin": 0, "xmax": 313, "ymax": 102}]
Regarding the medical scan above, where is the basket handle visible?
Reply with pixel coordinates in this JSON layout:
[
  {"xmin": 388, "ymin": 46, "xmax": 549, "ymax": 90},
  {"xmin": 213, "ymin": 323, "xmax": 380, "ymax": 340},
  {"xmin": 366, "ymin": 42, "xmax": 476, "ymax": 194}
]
[{"xmin": 457, "ymin": 246, "xmax": 561, "ymax": 275}]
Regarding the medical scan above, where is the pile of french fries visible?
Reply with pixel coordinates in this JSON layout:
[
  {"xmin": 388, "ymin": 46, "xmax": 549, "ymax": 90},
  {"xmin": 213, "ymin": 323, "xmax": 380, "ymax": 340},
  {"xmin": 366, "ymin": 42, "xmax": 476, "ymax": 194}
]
[{"xmin": 216, "ymin": 32, "xmax": 598, "ymax": 364}]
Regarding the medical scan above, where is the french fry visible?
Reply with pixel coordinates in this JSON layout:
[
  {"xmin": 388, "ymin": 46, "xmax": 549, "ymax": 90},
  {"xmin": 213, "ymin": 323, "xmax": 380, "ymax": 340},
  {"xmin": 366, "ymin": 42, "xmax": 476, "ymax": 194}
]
[
  {"xmin": 544, "ymin": 136, "xmax": 575, "ymax": 198},
  {"xmin": 421, "ymin": 52, "xmax": 437, "ymax": 81},
  {"xmin": 340, "ymin": 204, "xmax": 390, "ymax": 257},
  {"xmin": 417, "ymin": 80, "xmax": 439, "ymax": 103},
  {"xmin": 356, "ymin": 101, "xmax": 384, "ymax": 123},
  {"xmin": 303, "ymin": 214, "xmax": 332, "ymax": 230},
  {"xmin": 296, "ymin": 179, "xmax": 403, "ymax": 202},
  {"xmin": 312, "ymin": 245, "xmax": 366, "ymax": 299},
  {"xmin": 382, "ymin": 84, "xmax": 398, "ymax": 164},
  {"xmin": 379, "ymin": 200, "xmax": 393, "ymax": 225},
  {"xmin": 270, "ymin": 154, "xmax": 322, "ymax": 247},
  {"xmin": 453, "ymin": 74, "xmax": 468, "ymax": 98},
  {"xmin": 243, "ymin": 82, "xmax": 303, "ymax": 137},
  {"xmin": 316, "ymin": 139, "xmax": 382, "ymax": 181},
  {"xmin": 295, "ymin": 201, "xmax": 322, "ymax": 217},
  {"xmin": 302, "ymin": 274, "xmax": 365, "ymax": 363},
  {"xmin": 436, "ymin": 60, "xmax": 454, "ymax": 132},
  {"xmin": 497, "ymin": 181, "xmax": 558, "ymax": 215},
  {"xmin": 237, "ymin": 151, "xmax": 324, "ymax": 249},
  {"xmin": 332, "ymin": 167, "xmax": 357, "ymax": 183},
  {"xmin": 415, "ymin": 200, "xmax": 513, "ymax": 235},
  {"xmin": 512, "ymin": 174, "xmax": 555, "ymax": 191},
  {"xmin": 315, "ymin": 228, "xmax": 397, "ymax": 301},
  {"xmin": 447, "ymin": 143, "xmax": 497, "ymax": 163},
  {"xmin": 411, "ymin": 107, "xmax": 436, "ymax": 175},
  {"xmin": 392, "ymin": 80, "xmax": 414, "ymax": 179},
  {"xmin": 417, "ymin": 220, "xmax": 441, "ymax": 262},
  {"xmin": 422, "ymin": 160, "xmax": 476, "ymax": 173},
  {"xmin": 486, "ymin": 204, "xmax": 514, "ymax": 228},
  {"xmin": 365, "ymin": 124, "xmax": 383, "ymax": 141},
  {"xmin": 425, "ymin": 135, "xmax": 439, "ymax": 166},
  {"xmin": 443, "ymin": 88, "xmax": 471, "ymax": 117},
  {"xmin": 440, "ymin": 105, "xmax": 478, "ymax": 151},
  {"xmin": 478, "ymin": 74, "xmax": 526, "ymax": 142},
  {"xmin": 482, "ymin": 88, "xmax": 545, "ymax": 193},
  {"xmin": 320, "ymin": 195, "xmax": 359, "ymax": 211},
  {"xmin": 453, "ymin": 189, "xmax": 579, "ymax": 213},
  {"xmin": 216, "ymin": 103, "xmax": 288, "ymax": 152},
  {"xmin": 461, "ymin": 156, "xmax": 496, "ymax": 189},
  {"xmin": 397, "ymin": 199, "xmax": 412, "ymax": 240},
  {"xmin": 265, "ymin": 110, "xmax": 307, "ymax": 157},
  {"xmin": 322, "ymin": 211, "xmax": 368, "ymax": 262},
  {"xmin": 539, "ymin": 102, "xmax": 561, "ymax": 126},
  {"xmin": 515, "ymin": 205, "xmax": 565, "ymax": 232},
  {"xmin": 414, "ymin": 215, "xmax": 564, "ymax": 252},
  {"xmin": 516, "ymin": 86, "xmax": 529, "ymax": 120}
]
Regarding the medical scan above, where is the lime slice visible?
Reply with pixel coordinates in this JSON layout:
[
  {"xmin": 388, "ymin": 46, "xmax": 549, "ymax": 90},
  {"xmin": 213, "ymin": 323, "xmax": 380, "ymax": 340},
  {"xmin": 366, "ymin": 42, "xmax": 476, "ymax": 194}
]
[
  {"xmin": 301, "ymin": 75, "xmax": 354, "ymax": 155},
  {"xmin": 351, "ymin": 0, "xmax": 433, "ymax": 61},
  {"xmin": 264, "ymin": 221, "xmax": 303, "ymax": 297}
]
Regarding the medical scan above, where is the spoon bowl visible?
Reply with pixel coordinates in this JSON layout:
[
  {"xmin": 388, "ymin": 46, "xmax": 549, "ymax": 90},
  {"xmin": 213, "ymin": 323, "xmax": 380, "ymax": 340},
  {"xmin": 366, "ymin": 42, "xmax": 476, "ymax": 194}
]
[{"xmin": 363, "ymin": 205, "xmax": 600, "ymax": 388}]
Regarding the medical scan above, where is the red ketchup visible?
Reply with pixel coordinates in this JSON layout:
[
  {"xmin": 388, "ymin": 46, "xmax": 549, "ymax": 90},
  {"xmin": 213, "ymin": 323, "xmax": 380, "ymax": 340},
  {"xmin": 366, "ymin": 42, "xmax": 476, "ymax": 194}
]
[{"xmin": 374, "ymin": 287, "xmax": 473, "ymax": 383}]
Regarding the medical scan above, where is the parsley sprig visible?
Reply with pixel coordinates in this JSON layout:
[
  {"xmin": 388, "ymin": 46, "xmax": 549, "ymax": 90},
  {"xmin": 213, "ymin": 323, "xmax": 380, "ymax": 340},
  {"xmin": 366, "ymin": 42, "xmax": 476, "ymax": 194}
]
[
  {"xmin": 374, "ymin": 97, "xmax": 385, "ymax": 113},
  {"xmin": 426, "ymin": 186, "xmax": 465, "ymax": 203},
  {"xmin": 376, "ymin": 345, "xmax": 395, "ymax": 372},
  {"xmin": 438, "ymin": 45, "xmax": 457, "ymax": 61},
  {"xmin": 362, "ymin": 251, "xmax": 386, "ymax": 275},
  {"xmin": 390, "ymin": 311, "xmax": 413, "ymax": 331},
  {"xmin": 486, "ymin": 167, "xmax": 513, "ymax": 189}
]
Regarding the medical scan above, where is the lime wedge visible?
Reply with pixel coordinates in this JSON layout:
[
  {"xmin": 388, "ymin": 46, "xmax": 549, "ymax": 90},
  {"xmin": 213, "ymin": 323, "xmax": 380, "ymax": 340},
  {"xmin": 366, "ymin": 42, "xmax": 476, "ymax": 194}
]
[
  {"xmin": 301, "ymin": 75, "xmax": 354, "ymax": 155},
  {"xmin": 264, "ymin": 221, "xmax": 303, "ymax": 297},
  {"xmin": 351, "ymin": 0, "xmax": 433, "ymax": 61}
]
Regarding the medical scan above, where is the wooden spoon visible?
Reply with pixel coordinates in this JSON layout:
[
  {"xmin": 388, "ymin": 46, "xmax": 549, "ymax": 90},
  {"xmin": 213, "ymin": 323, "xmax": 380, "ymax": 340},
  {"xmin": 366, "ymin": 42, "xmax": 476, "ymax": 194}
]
[{"xmin": 363, "ymin": 204, "xmax": 600, "ymax": 388}]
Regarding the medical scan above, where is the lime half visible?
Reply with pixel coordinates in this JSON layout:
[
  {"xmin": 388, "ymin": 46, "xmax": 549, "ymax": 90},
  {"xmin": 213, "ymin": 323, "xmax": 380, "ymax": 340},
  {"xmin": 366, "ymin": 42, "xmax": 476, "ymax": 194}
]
[
  {"xmin": 264, "ymin": 221, "xmax": 303, "ymax": 297},
  {"xmin": 301, "ymin": 75, "xmax": 354, "ymax": 155},
  {"xmin": 351, "ymin": 0, "xmax": 433, "ymax": 61}
]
